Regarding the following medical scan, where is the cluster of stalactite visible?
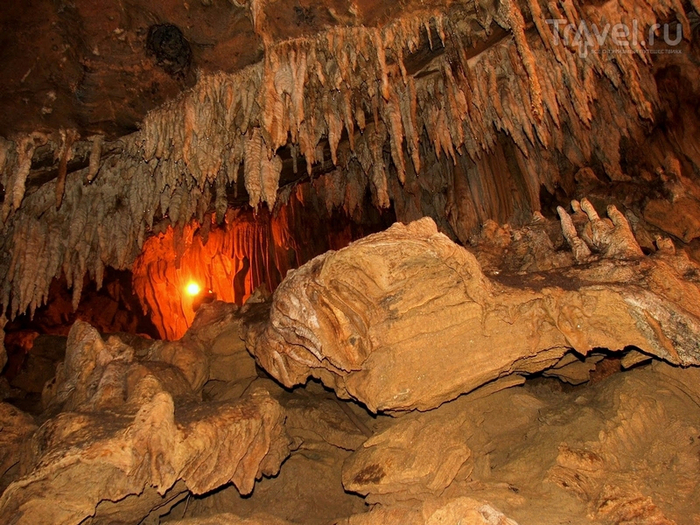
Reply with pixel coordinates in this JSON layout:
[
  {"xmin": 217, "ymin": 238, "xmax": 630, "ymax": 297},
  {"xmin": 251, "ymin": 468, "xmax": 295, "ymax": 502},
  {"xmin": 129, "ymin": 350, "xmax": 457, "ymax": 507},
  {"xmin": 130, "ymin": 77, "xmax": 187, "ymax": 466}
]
[
  {"xmin": 132, "ymin": 184, "xmax": 392, "ymax": 339},
  {"xmin": 0, "ymin": 0, "xmax": 698, "ymax": 321}
]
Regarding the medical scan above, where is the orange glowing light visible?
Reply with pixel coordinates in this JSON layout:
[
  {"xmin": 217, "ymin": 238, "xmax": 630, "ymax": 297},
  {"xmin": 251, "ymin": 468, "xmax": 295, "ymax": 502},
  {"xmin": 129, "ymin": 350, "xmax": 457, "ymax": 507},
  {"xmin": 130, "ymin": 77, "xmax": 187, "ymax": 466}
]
[{"xmin": 185, "ymin": 282, "xmax": 201, "ymax": 296}]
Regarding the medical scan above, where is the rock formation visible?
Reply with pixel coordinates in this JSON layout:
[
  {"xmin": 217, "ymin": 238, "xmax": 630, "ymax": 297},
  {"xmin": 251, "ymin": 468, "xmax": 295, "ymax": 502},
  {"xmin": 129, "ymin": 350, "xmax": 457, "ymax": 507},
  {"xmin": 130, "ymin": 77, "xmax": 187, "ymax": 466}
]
[
  {"xmin": 0, "ymin": 316, "xmax": 290, "ymax": 525},
  {"xmin": 1, "ymin": 0, "xmax": 699, "ymax": 324},
  {"xmin": 3, "ymin": 207, "xmax": 700, "ymax": 522},
  {"xmin": 1, "ymin": 0, "xmax": 700, "ymax": 523},
  {"xmin": 248, "ymin": 208, "xmax": 700, "ymax": 411}
]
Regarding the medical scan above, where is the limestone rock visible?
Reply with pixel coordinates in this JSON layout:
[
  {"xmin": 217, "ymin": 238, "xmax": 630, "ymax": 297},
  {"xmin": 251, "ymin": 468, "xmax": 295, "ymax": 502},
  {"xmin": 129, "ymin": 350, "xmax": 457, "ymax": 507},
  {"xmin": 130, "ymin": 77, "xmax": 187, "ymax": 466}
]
[
  {"xmin": 281, "ymin": 383, "xmax": 372, "ymax": 452},
  {"xmin": 342, "ymin": 408, "xmax": 472, "ymax": 501},
  {"xmin": 146, "ymin": 302, "xmax": 248, "ymax": 392},
  {"xmin": 542, "ymin": 363, "xmax": 700, "ymax": 524},
  {"xmin": 9, "ymin": 354, "xmax": 60, "ymax": 394},
  {"xmin": 248, "ymin": 214, "xmax": 700, "ymax": 412},
  {"xmin": 186, "ymin": 445, "xmax": 365, "ymax": 524},
  {"xmin": 170, "ymin": 514, "xmax": 294, "ymax": 525},
  {"xmin": 644, "ymin": 197, "xmax": 700, "ymax": 244},
  {"xmin": 643, "ymin": 159, "xmax": 700, "ymax": 244},
  {"xmin": 336, "ymin": 362, "xmax": 700, "ymax": 523},
  {"xmin": 0, "ymin": 320, "xmax": 291, "ymax": 525},
  {"xmin": 181, "ymin": 382, "xmax": 371, "ymax": 524},
  {"xmin": 0, "ymin": 385, "xmax": 289, "ymax": 525},
  {"xmin": 42, "ymin": 321, "xmax": 193, "ymax": 413},
  {"xmin": 0, "ymin": 403, "xmax": 36, "ymax": 492},
  {"xmin": 206, "ymin": 305, "xmax": 258, "ymax": 384},
  {"xmin": 147, "ymin": 338, "xmax": 209, "ymax": 393},
  {"xmin": 542, "ymin": 353, "xmax": 604, "ymax": 385},
  {"xmin": 338, "ymin": 496, "xmax": 520, "ymax": 525}
]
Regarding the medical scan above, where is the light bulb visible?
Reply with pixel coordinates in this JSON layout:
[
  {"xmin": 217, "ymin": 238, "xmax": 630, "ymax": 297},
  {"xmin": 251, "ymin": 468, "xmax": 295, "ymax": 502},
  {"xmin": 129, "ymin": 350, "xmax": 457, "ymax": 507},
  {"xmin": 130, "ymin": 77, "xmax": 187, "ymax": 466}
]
[{"xmin": 185, "ymin": 282, "xmax": 201, "ymax": 296}]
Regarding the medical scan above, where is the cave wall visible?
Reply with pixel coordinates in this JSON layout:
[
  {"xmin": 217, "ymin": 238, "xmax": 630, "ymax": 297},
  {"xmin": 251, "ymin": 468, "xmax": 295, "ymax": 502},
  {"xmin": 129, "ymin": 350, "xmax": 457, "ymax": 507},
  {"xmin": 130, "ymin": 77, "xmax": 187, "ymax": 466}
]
[
  {"xmin": 0, "ymin": 0, "xmax": 699, "ymax": 329},
  {"xmin": 132, "ymin": 182, "xmax": 394, "ymax": 339}
]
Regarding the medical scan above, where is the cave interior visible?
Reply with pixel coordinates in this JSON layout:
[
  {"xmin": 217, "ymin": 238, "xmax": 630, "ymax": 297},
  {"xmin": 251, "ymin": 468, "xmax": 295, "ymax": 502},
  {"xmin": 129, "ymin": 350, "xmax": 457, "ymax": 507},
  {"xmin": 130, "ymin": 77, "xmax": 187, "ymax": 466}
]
[{"xmin": 2, "ymin": 0, "xmax": 700, "ymax": 523}]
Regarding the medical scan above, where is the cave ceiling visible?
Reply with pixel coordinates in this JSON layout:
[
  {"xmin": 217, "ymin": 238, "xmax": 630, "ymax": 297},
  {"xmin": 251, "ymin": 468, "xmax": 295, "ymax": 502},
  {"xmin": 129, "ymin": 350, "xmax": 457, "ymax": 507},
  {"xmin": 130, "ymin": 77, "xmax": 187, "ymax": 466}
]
[
  {"xmin": 0, "ymin": 0, "xmax": 699, "ymax": 329},
  {"xmin": 0, "ymin": 0, "xmax": 431, "ymax": 139}
]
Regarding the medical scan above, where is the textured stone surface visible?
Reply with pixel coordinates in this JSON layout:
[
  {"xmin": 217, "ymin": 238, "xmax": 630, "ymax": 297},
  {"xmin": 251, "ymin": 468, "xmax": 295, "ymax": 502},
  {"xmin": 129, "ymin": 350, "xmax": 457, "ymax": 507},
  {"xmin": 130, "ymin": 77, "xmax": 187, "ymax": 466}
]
[
  {"xmin": 0, "ymin": 316, "xmax": 6, "ymax": 373},
  {"xmin": 337, "ymin": 497, "xmax": 520, "ymax": 525},
  {"xmin": 0, "ymin": 403, "xmax": 36, "ymax": 492},
  {"xmin": 0, "ymin": 320, "xmax": 290, "ymax": 525},
  {"xmin": 248, "ymin": 213, "xmax": 700, "ymax": 412},
  {"xmin": 170, "ymin": 514, "xmax": 294, "ymax": 525},
  {"xmin": 342, "ymin": 407, "xmax": 472, "ymax": 500},
  {"xmin": 333, "ymin": 362, "xmax": 700, "ymax": 524}
]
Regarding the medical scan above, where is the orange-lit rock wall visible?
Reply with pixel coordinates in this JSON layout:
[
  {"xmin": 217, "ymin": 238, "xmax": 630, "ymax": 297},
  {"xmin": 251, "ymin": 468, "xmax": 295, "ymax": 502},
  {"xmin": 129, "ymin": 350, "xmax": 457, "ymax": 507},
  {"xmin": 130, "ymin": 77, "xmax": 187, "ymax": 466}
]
[{"xmin": 132, "ymin": 184, "xmax": 393, "ymax": 339}]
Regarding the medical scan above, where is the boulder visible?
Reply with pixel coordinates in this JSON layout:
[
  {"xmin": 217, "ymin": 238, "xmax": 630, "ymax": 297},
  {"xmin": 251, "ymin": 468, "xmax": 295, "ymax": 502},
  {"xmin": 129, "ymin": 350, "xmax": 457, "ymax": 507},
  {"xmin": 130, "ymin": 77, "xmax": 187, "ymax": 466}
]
[
  {"xmin": 342, "ymin": 408, "xmax": 472, "ymax": 501},
  {"xmin": 248, "ymin": 208, "xmax": 700, "ymax": 412}
]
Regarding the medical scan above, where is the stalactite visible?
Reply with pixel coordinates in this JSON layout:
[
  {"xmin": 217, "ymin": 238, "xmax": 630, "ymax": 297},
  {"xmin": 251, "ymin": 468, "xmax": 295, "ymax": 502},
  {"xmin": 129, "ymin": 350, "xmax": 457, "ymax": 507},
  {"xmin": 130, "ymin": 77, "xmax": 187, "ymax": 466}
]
[
  {"xmin": 0, "ymin": 0, "xmax": 696, "ymax": 320},
  {"xmin": 87, "ymin": 135, "xmax": 104, "ymax": 183},
  {"xmin": 131, "ymin": 179, "xmax": 394, "ymax": 339},
  {"xmin": 692, "ymin": 0, "xmax": 700, "ymax": 15},
  {"xmin": 2, "ymin": 133, "xmax": 47, "ymax": 222},
  {"xmin": 499, "ymin": 0, "xmax": 544, "ymax": 122},
  {"xmin": 55, "ymin": 129, "xmax": 79, "ymax": 209}
]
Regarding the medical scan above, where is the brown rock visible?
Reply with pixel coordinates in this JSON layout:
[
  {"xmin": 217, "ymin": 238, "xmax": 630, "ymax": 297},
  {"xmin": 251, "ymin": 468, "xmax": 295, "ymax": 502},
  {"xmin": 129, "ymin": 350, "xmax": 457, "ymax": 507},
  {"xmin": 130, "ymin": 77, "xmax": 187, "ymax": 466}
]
[
  {"xmin": 0, "ymin": 403, "xmax": 36, "ymax": 491},
  {"xmin": 643, "ymin": 159, "xmax": 700, "ymax": 244},
  {"xmin": 147, "ymin": 338, "xmax": 209, "ymax": 393},
  {"xmin": 151, "ymin": 301, "xmax": 261, "ymax": 392},
  {"xmin": 342, "ymin": 408, "xmax": 472, "ymax": 501},
  {"xmin": 9, "ymin": 355, "xmax": 59, "ymax": 394},
  {"xmin": 41, "ymin": 321, "xmax": 195, "ymax": 414},
  {"xmin": 248, "ymin": 216, "xmax": 700, "ymax": 412},
  {"xmin": 542, "ymin": 353, "xmax": 604, "ymax": 385},
  {"xmin": 544, "ymin": 363, "xmax": 700, "ymax": 524},
  {"xmin": 337, "ymin": 496, "xmax": 520, "ymax": 525},
  {"xmin": 0, "ymin": 386, "xmax": 289, "ymax": 525},
  {"xmin": 644, "ymin": 197, "xmax": 700, "ymax": 243},
  {"xmin": 0, "ymin": 319, "xmax": 290, "ymax": 525},
  {"xmin": 180, "ymin": 383, "xmax": 371, "ymax": 524},
  {"xmin": 282, "ymin": 386, "xmax": 372, "ymax": 452},
  {"xmin": 207, "ymin": 325, "xmax": 257, "ymax": 384},
  {"xmin": 170, "ymin": 514, "xmax": 294, "ymax": 525},
  {"xmin": 187, "ymin": 445, "xmax": 365, "ymax": 525}
]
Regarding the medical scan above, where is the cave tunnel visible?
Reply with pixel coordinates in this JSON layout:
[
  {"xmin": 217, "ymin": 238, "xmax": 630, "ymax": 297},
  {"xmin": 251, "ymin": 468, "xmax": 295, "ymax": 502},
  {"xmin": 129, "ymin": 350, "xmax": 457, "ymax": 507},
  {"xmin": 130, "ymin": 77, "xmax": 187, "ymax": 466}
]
[{"xmin": 2, "ymin": 0, "xmax": 700, "ymax": 523}]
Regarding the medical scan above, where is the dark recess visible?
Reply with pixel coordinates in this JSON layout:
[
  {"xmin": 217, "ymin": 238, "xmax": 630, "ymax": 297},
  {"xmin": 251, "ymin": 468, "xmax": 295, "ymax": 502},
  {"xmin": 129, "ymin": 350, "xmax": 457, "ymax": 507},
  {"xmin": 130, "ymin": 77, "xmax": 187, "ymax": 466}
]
[{"xmin": 146, "ymin": 23, "xmax": 192, "ymax": 78}]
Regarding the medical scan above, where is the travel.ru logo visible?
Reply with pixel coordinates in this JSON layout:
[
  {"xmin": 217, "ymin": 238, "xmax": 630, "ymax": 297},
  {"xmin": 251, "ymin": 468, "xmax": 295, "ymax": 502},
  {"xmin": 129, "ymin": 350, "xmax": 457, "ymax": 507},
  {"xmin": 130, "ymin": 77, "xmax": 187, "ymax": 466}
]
[{"xmin": 546, "ymin": 19, "xmax": 684, "ymax": 57}]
